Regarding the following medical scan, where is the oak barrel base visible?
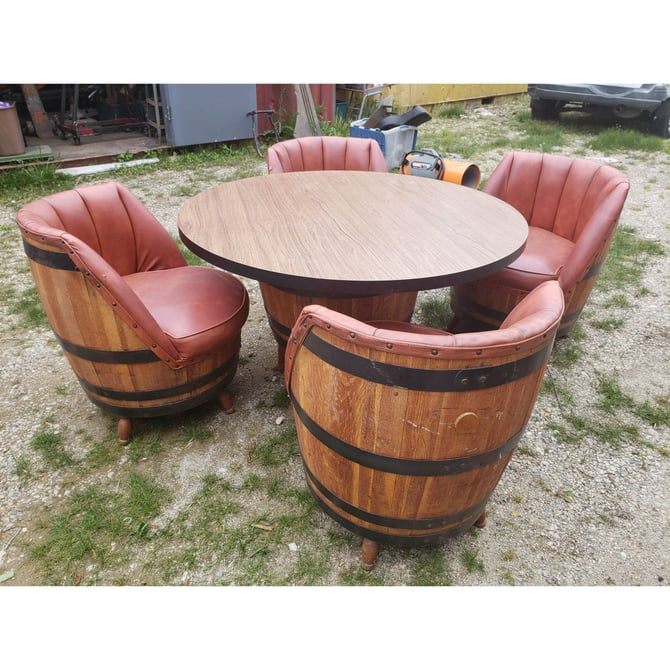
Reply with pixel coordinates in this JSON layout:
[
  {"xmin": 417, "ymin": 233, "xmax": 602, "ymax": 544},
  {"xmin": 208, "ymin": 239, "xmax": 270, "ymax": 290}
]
[{"xmin": 260, "ymin": 282, "xmax": 418, "ymax": 369}]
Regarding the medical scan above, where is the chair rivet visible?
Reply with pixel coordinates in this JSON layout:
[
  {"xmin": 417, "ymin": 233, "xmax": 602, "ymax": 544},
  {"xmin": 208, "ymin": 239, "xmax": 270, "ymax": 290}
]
[
  {"xmin": 476, "ymin": 349, "xmax": 482, "ymax": 355},
  {"xmin": 386, "ymin": 342, "xmax": 392, "ymax": 349},
  {"xmin": 431, "ymin": 349, "xmax": 438, "ymax": 355},
  {"xmin": 349, "ymin": 332, "xmax": 356, "ymax": 338},
  {"xmin": 112, "ymin": 302, "xmax": 117, "ymax": 307}
]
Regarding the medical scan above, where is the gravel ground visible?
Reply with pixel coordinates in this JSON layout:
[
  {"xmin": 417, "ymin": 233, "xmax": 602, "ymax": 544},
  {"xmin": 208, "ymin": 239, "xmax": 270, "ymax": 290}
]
[{"xmin": 0, "ymin": 99, "xmax": 668, "ymax": 597}]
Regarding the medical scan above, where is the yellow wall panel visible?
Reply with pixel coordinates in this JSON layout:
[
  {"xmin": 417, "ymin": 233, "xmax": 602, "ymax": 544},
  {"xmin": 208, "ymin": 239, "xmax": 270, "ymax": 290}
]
[{"xmin": 387, "ymin": 84, "xmax": 527, "ymax": 110}]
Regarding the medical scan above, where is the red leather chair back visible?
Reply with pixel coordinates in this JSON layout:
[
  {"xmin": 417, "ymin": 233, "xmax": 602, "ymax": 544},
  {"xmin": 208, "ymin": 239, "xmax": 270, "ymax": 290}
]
[
  {"xmin": 267, "ymin": 136, "xmax": 388, "ymax": 174},
  {"xmin": 17, "ymin": 181, "xmax": 186, "ymax": 276},
  {"xmin": 483, "ymin": 151, "xmax": 630, "ymax": 243}
]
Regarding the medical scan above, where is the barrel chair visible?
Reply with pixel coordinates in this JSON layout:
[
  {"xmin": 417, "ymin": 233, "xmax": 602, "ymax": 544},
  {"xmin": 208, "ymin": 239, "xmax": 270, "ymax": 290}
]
[
  {"xmin": 284, "ymin": 280, "xmax": 564, "ymax": 570},
  {"xmin": 449, "ymin": 151, "xmax": 630, "ymax": 337},
  {"xmin": 16, "ymin": 182, "xmax": 250, "ymax": 445},
  {"xmin": 263, "ymin": 136, "xmax": 418, "ymax": 369}
]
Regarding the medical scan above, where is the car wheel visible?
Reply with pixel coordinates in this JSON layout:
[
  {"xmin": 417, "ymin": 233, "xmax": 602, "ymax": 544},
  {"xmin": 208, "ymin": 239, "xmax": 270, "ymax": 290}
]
[
  {"xmin": 530, "ymin": 99, "xmax": 562, "ymax": 120},
  {"xmin": 650, "ymin": 100, "xmax": 670, "ymax": 138}
]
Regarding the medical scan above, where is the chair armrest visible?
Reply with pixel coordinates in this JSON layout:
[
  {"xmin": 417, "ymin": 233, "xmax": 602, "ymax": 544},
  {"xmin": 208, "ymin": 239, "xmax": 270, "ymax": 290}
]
[{"xmin": 62, "ymin": 231, "xmax": 182, "ymax": 365}]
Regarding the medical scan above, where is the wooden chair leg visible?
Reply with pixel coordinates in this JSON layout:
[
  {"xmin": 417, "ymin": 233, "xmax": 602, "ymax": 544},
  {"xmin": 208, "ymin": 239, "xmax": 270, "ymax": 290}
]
[
  {"xmin": 361, "ymin": 538, "xmax": 379, "ymax": 571},
  {"xmin": 474, "ymin": 508, "xmax": 487, "ymax": 528},
  {"xmin": 218, "ymin": 390, "xmax": 235, "ymax": 414},
  {"xmin": 118, "ymin": 417, "xmax": 131, "ymax": 445},
  {"xmin": 274, "ymin": 344, "xmax": 286, "ymax": 372}
]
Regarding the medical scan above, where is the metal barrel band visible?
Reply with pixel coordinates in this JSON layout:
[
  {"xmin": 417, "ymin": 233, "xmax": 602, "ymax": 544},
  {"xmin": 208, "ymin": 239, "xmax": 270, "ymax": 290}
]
[
  {"xmin": 303, "ymin": 460, "xmax": 489, "ymax": 531},
  {"xmin": 303, "ymin": 330, "xmax": 552, "ymax": 392},
  {"xmin": 292, "ymin": 392, "xmax": 523, "ymax": 476}
]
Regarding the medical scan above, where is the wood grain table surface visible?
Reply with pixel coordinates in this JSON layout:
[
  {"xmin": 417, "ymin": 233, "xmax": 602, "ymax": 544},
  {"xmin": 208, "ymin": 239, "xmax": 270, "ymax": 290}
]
[{"xmin": 178, "ymin": 170, "xmax": 528, "ymax": 296}]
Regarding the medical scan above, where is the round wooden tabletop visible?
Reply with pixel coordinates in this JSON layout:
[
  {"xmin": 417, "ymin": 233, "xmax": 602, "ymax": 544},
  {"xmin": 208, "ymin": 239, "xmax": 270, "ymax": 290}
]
[{"xmin": 178, "ymin": 170, "xmax": 528, "ymax": 295}]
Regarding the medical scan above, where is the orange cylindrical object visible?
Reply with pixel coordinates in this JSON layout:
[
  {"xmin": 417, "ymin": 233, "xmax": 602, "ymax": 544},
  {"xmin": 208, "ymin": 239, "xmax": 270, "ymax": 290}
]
[{"xmin": 441, "ymin": 160, "xmax": 481, "ymax": 189}]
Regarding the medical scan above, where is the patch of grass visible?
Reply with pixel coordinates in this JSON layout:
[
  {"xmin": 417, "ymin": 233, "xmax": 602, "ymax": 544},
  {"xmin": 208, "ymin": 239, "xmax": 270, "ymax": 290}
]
[
  {"xmin": 285, "ymin": 546, "xmax": 331, "ymax": 585},
  {"xmin": 417, "ymin": 294, "xmax": 452, "ymax": 330},
  {"xmin": 13, "ymin": 454, "xmax": 32, "ymax": 483},
  {"xmin": 9, "ymin": 286, "xmax": 48, "ymax": 329},
  {"xmin": 126, "ymin": 424, "xmax": 172, "ymax": 463},
  {"xmin": 634, "ymin": 399, "xmax": 670, "ymax": 427},
  {"xmin": 31, "ymin": 472, "xmax": 169, "ymax": 584},
  {"xmin": 598, "ymin": 225, "xmax": 666, "ymax": 293},
  {"xmin": 151, "ymin": 473, "xmax": 244, "ymax": 582},
  {"xmin": 555, "ymin": 489, "xmax": 574, "ymax": 503},
  {"xmin": 150, "ymin": 473, "xmax": 316, "ymax": 585},
  {"xmin": 321, "ymin": 115, "xmax": 351, "ymax": 137},
  {"xmin": 513, "ymin": 122, "xmax": 567, "ymax": 153},
  {"xmin": 249, "ymin": 425, "xmax": 299, "ymax": 467},
  {"xmin": 542, "ymin": 374, "xmax": 574, "ymax": 407},
  {"xmin": 546, "ymin": 413, "xmax": 590, "ymax": 446},
  {"xmin": 31, "ymin": 430, "xmax": 74, "ymax": 469},
  {"xmin": 547, "ymin": 370, "xmax": 669, "ymax": 454},
  {"xmin": 0, "ymin": 163, "xmax": 75, "ymax": 206},
  {"xmin": 340, "ymin": 568, "xmax": 386, "ymax": 585},
  {"xmin": 409, "ymin": 548, "xmax": 453, "ymax": 585},
  {"xmin": 271, "ymin": 388, "xmax": 290, "ymax": 409},
  {"xmin": 602, "ymin": 293, "xmax": 631, "ymax": 309},
  {"xmin": 596, "ymin": 372, "xmax": 635, "ymax": 414},
  {"xmin": 435, "ymin": 104, "xmax": 466, "ymax": 119},
  {"xmin": 461, "ymin": 547, "xmax": 485, "ymax": 573},
  {"xmin": 590, "ymin": 317, "xmax": 625, "ymax": 332},
  {"xmin": 85, "ymin": 439, "xmax": 119, "ymax": 468},
  {"xmin": 182, "ymin": 421, "xmax": 213, "ymax": 442},
  {"xmin": 164, "ymin": 142, "xmax": 250, "ymax": 169},
  {"xmin": 550, "ymin": 339, "xmax": 583, "ymax": 369},
  {"xmin": 592, "ymin": 422, "xmax": 640, "ymax": 448},
  {"xmin": 587, "ymin": 128, "xmax": 665, "ymax": 153},
  {"xmin": 427, "ymin": 129, "xmax": 481, "ymax": 160},
  {"xmin": 516, "ymin": 443, "xmax": 539, "ymax": 458}
]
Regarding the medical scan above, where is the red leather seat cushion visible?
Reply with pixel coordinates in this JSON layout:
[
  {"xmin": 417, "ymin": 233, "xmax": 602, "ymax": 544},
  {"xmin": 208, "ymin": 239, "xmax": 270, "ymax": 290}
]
[
  {"xmin": 124, "ymin": 266, "xmax": 249, "ymax": 360},
  {"xmin": 488, "ymin": 227, "xmax": 575, "ymax": 292}
]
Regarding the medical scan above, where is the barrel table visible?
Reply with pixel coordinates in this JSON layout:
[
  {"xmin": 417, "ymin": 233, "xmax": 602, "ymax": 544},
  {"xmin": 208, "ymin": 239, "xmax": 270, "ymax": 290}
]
[{"xmin": 178, "ymin": 170, "xmax": 528, "ymax": 367}]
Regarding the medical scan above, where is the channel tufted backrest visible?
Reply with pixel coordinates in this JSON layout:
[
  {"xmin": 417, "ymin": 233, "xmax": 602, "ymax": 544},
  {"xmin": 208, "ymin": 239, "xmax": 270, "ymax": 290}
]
[
  {"xmin": 16, "ymin": 181, "xmax": 186, "ymax": 277},
  {"xmin": 483, "ymin": 151, "xmax": 630, "ymax": 242},
  {"xmin": 286, "ymin": 280, "xmax": 564, "ymax": 371},
  {"xmin": 267, "ymin": 136, "xmax": 388, "ymax": 174}
]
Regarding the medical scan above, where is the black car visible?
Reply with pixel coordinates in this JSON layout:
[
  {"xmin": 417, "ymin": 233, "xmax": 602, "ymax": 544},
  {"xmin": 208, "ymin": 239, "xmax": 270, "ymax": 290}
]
[{"xmin": 528, "ymin": 83, "xmax": 670, "ymax": 137}]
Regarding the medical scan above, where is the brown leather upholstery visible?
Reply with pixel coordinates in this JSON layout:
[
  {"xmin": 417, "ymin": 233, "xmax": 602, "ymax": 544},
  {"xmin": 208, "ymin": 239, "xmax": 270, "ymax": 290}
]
[
  {"xmin": 16, "ymin": 182, "xmax": 249, "ymax": 444},
  {"xmin": 285, "ymin": 280, "xmax": 564, "ymax": 569},
  {"xmin": 267, "ymin": 136, "xmax": 388, "ymax": 174},
  {"xmin": 450, "ymin": 151, "xmax": 630, "ymax": 336}
]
